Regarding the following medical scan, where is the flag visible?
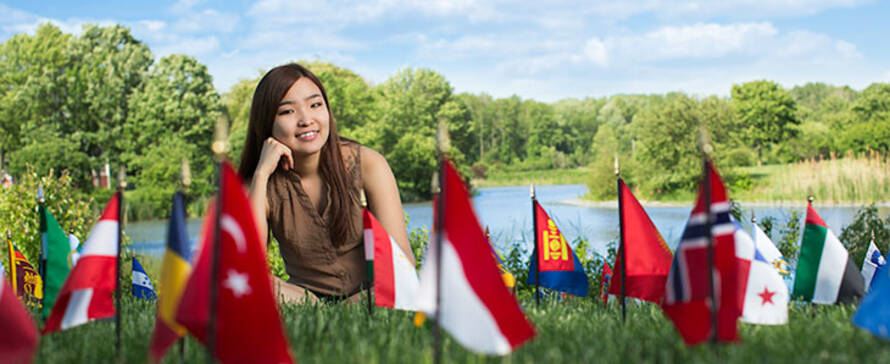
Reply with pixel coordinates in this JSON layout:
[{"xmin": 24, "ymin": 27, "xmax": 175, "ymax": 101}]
[
  {"xmin": 792, "ymin": 203, "xmax": 865, "ymax": 304},
  {"xmin": 0, "ymin": 264, "xmax": 39, "ymax": 364},
  {"xmin": 601, "ymin": 262, "xmax": 613, "ymax": 305},
  {"xmin": 490, "ymin": 246, "xmax": 515, "ymax": 289},
  {"xmin": 862, "ymin": 239, "xmax": 886, "ymax": 292},
  {"xmin": 363, "ymin": 208, "xmax": 419, "ymax": 310},
  {"xmin": 663, "ymin": 161, "xmax": 741, "ymax": 345},
  {"xmin": 609, "ymin": 179, "xmax": 673, "ymax": 303},
  {"xmin": 131, "ymin": 257, "xmax": 157, "ymax": 300},
  {"xmin": 7, "ymin": 240, "xmax": 42, "ymax": 308},
  {"xmin": 43, "ymin": 192, "xmax": 120, "ymax": 334},
  {"xmin": 175, "ymin": 162, "xmax": 293, "ymax": 364},
  {"xmin": 39, "ymin": 203, "xmax": 71, "ymax": 318},
  {"xmin": 527, "ymin": 200, "xmax": 588, "ymax": 297},
  {"xmin": 853, "ymin": 251, "xmax": 890, "ymax": 339},
  {"xmin": 149, "ymin": 191, "xmax": 194, "ymax": 362},
  {"xmin": 752, "ymin": 224, "xmax": 791, "ymax": 276},
  {"xmin": 415, "ymin": 159, "xmax": 535, "ymax": 355},
  {"xmin": 734, "ymin": 221, "xmax": 788, "ymax": 325},
  {"xmin": 68, "ymin": 233, "xmax": 81, "ymax": 268}
]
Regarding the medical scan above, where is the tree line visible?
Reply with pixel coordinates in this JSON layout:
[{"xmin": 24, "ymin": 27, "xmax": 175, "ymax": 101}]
[{"xmin": 1, "ymin": 23, "xmax": 888, "ymax": 219}]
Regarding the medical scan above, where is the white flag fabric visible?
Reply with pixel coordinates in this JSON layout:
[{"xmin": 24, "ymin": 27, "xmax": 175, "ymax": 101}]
[
  {"xmin": 736, "ymin": 222, "xmax": 788, "ymax": 325},
  {"xmin": 861, "ymin": 239, "xmax": 886, "ymax": 291},
  {"xmin": 752, "ymin": 224, "xmax": 790, "ymax": 275}
]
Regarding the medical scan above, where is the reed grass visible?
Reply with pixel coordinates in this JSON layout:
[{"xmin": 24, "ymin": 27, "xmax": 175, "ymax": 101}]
[{"xmin": 734, "ymin": 151, "xmax": 890, "ymax": 204}]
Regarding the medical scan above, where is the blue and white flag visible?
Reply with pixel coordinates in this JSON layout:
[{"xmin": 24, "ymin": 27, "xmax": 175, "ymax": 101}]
[
  {"xmin": 862, "ymin": 239, "xmax": 887, "ymax": 292},
  {"xmin": 853, "ymin": 256, "xmax": 890, "ymax": 339},
  {"xmin": 132, "ymin": 257, "xmax": 157, "ymax": 300}
]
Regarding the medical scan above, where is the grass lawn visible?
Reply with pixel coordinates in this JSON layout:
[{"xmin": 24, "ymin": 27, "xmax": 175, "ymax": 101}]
[
  {"xmin": 33, "ymin": 295, "xmax": 890, "ymax": 363},
  {"xmin": 473, "ymin": 167, "xmax": 591, "ymax": 188}
]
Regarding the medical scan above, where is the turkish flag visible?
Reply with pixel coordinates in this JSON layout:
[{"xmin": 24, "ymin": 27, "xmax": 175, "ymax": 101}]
[{"xmin": 176, "ymin": 162, "xmax": 294, "ymax": 364}]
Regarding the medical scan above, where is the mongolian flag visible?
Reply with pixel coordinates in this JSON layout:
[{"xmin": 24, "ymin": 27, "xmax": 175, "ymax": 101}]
[
  {"xmin": 527, "ymin": 200, "xmax": 589, "ymax": 297},
  {"xmin": 149, "ymin": 191, "xmax": 193, "ymax": 362},
  {"xmin": 7, "ymin": 239, "xmax": 42, "ymax": 307},
  {"xmin": 175, "ymin": 162, "xmax": 294, "ymax": 364},
  {"xmin": 609, "ymin": 179, "xmax": 673, "ymax": 303},
  {"xmin": 363, "ymin": 208, "xmax": 419, "ymax": 310},
  {"xmin": 43, "ymin": 192, "xmax": 120, "ymax": 334},
  {"xmin": 415, "ymin": 159, "xmax": 535, "ymax": 355},
  {"xmin": 662, "ymin": 161, "xmax": 742, "ymax": 345}
]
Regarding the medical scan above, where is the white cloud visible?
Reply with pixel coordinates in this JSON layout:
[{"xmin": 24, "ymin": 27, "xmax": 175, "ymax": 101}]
[
  {"xmin": 155, "ymin": 36, "xmax": 220, "ymax": 57},
  {"xmin": 171, "ymin": 0, "xmax": 203, "ymax": 14},
  {"xmin": 584, "ymin": 38, "xmax": 608, "ymax": 67},
  {"xmin": 604, "ymin": 22, "xmax": 778, "ymax": 61},
  {"xmin": 172, "ymin": 9, "xmax": 239, "ymax": 34}
]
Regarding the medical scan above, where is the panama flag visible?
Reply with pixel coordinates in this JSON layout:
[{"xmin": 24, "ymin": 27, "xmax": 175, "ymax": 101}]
[
  {"xmin": 43, "ymin": 192, "xmax": 120, "ymax": 334},
  {"xmin": 363, "ymin": 208, "xmax": 419, "ymax": 310},
  {"xmin": 131, "ymin": 257, "xmax": 157, "ymax": 300},
  {"xmin": 609, "ymin": 178, "xmax": 673, "ymax": 303},
  {"xmin": 415, "ymin": 159, "xmax": 535, "ymax": 355},
  {"xmin": 527, "ymin": 200, "xmax": 589, "ymax": 297},
  {"xmin": 861, "ymin": 239, "xmax": 887, "ymax": 292},
  {"xmin": 149, "ymin": 191, "xmax": 193, "ymax": 362},
  {"xmin": 663, "ymin": 161, "xmax": 741, "ymax": 345},
  {"xmin": 792, "ymin": 203, "xmax": 864, "ymax": 304},
  {"xmin": 176, "ymin": 162, "xmax": 294, "ymax": 364},
  {"xmin": 0, "ymin": 264, "xmax": 39, "ymax": 364},
  {"xmin": 734, "ymin": 222, "xmax": 788, "ymax": 325}
]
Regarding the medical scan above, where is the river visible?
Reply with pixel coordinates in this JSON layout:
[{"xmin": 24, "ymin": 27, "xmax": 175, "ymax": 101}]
[{"xmin": 126, "ymin": 184, "xmax": 884, "ymax": 258}]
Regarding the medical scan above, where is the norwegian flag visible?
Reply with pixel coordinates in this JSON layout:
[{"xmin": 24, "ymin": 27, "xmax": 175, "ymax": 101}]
[{"xmin": 662, "ymin": 161, "xmax": 742, "ymax": 345}]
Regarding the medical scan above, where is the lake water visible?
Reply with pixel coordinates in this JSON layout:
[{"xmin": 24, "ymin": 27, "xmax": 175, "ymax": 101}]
[{"xmin": 126, "ymin": 184, "xmax": 885, "ymax": 258}]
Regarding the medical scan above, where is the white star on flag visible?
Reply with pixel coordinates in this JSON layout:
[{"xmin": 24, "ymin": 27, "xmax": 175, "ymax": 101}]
[{"xmin": 224, "ymin": 270, "xmax": 251, "ymax": 298}]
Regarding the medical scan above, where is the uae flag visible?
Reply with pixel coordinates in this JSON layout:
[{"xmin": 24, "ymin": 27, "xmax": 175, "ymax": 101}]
[
  {"xmin": 792, "ymin": 203, "xmax": 865, "ymax": 304},
  {"xmin": 363, "ymin": 208, "xmax": 419, "ymax": 310}
]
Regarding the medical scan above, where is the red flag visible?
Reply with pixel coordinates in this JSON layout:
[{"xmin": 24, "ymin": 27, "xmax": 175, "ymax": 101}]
[
  {"xmin": 601, "ymin": 262, "xmax": 613, "ymax": 305},
  {"xmin": 0, "ymin": 267, "xmax": 38, "ymax": 363},
  {"xmin": 43, "ymin": 192, "xmax": 120, "ymax": 334},
  {"xmin": 609, "ymin": 179, "xmax": 673, "ymax": 303},
  {"xmin": 175, "ymin": 162, "xmax": 294, "ymax": 364},
  {"xmin": 662, "ymin": 162, "xmax": 741, "ymax": 345}
]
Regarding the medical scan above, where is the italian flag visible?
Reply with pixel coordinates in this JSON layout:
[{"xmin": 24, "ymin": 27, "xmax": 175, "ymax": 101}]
[
  {"xmin": 792, "ymin": 203, "xmax": 865, "ymax": 304},
  {"xmin": 363, "ymin": 208, "xmax": 419, "ymax": 310}
]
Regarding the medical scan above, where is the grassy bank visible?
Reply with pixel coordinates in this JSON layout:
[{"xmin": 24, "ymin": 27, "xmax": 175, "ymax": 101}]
[
  {"xmin": 473, "ymin": 167, "xmax": 591, "ymax": 188},
  {"xmin": 733, "ymin": 153, "xmax": 890, "ymax": 204},
  {"xmin": 33, "ymin": 295, "xmax": 889, "ymax": 363}
]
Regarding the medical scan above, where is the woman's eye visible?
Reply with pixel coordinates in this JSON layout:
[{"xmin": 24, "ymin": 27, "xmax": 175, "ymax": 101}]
[
  {"xmin": 277, "ymin": 109, "xmax": 293, "ymax": 115},
  {"xmin": 311, "ymin": 102, "xmax": 323, "ymax": 108}
]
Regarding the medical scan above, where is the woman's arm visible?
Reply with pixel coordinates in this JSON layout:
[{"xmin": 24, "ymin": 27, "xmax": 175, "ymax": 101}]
[
  {"xmin": 360, "ymin": 146, "xmax": 416, "ymax": 266},
  {"xmin": 248, "ymin": 137, "xmax": 294, "ymax": 246}
]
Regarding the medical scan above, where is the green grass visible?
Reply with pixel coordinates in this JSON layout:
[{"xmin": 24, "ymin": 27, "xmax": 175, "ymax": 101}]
[
  {"xmin": 732, "ymin": 153, "xmax": 890, "ymax": 204},
  {"xmin": 32, "ymin": 295, "xmax": 890, "ymax": 363},
  {"xmin": 474, "ymin": 167, "xmax": 591, "ymax": 188}
]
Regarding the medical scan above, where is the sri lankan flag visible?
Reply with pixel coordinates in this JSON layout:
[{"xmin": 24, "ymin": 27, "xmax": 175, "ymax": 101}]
[
  {"xmin": 6, "ymin": 238, "xmax": 43, "ymax": 307},
  {"xmin": 148, "ymin": 192, "xmax": 194, "ymax": 362},
  {"xmin": 792, "ymin": 202, "xmax": 865, "ymax": 304}
]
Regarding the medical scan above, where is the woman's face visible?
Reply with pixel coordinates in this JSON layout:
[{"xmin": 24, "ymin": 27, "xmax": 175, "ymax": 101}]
[{"xmin": 272, "ymin": 77, "xmax": 331, "ymax": 159}]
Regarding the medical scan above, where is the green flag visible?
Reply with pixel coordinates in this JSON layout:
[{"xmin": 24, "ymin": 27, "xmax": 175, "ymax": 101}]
[{"xmin": 40, "ymin": 204, "xmax": 71, "ymax": 318}]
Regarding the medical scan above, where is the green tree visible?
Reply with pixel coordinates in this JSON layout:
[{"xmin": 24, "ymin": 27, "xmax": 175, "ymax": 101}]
[
  {"xmin": 839, "ymin": 204, "xmax": 890, "ymax": 267},
  {"xmin": 223, "ymin": 76, "xmax": 261, "ymax": 166},
  {"xmin": 842, "ymin": 83, "xmax": 890, "ymax": 153},
  {"xmin": 632, "ymin": 93, "xmax": 702, "ymax": 197},
  {"xmin": 731, "ymin": 80, "xmax": 799, "ymax": 164},
  {"xmin": 303, "ymin": 61, "xmax": 378, "ymax": 141}
]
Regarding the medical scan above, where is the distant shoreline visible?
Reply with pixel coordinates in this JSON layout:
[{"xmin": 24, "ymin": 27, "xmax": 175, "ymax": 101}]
[{"xmin": 557, "ymin": 198, "xmax": 890, "ymax": 208}]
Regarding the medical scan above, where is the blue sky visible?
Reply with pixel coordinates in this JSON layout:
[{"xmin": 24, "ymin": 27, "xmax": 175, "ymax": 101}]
[{"xmin": 2, "ymin": 0, "xmax": 889, "ymax": 102}]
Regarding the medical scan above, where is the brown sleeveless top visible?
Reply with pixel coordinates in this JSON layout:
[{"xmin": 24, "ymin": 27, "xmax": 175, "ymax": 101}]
[{"xmin": 266, "ymin": 140, "xmax": 366, "ymax": 297}]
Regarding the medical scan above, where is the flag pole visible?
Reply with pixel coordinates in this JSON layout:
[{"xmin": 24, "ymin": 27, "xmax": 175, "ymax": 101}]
[
  {"xmin": 7, "ymin": 229, "xmax": 15, "ymax": 296},
  {"xmin": 615, "ymin": 155, "xmax": 626, "ymax": 323},
  {"xmin": 531, "ymin": 183, "xmax": 540, "ymax": 306},
  {"xmin": 701, "ymin": 138, "xmax": 717, "ymax": 345},
  {"xmin": 115, "ymin": 168, "xmax": 126, "ymax": 359},
  {"xmin": 37, "ymin": 185, "xmax": 46, "ymax": 289},
  {"xmin": 206, "ymin": 115, "xmax": 229, "ymax": 364},
  {"xmin": 432, "ymin": 119, "xmax": 450, "ymax": 364},
  {"xmin": 360, "ymin": 189, "xmax": 373, "ymax": 316}
]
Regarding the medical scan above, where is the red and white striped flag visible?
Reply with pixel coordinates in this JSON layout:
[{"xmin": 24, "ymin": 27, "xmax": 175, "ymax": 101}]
[
  {"xmin": 415, "ymin": 159, "xmax": 535, "ymax": 355},
  {"xmin": 43, "ymin": 192, "xmax": 120, "ymax": 334},
  {"xmin": 363, "ymin": 209, "xmax": 419, "ymax": 310}
]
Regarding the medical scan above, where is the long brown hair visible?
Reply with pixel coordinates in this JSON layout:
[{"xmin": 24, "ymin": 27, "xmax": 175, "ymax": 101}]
[{"xmin": 239, "ymin": 63, "xmax": 356, "ymax": 246}]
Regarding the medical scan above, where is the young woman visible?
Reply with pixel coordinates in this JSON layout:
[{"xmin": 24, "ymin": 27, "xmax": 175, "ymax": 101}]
[{"xmin": 239, "ymin": 63, "xmax": 415, "ymax": 303}]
